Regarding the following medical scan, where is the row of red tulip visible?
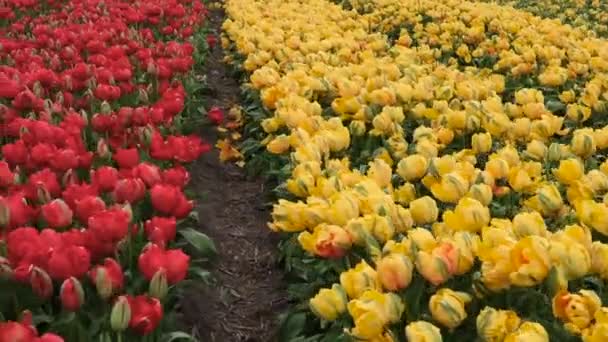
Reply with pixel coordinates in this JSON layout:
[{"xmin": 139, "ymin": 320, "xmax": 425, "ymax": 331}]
[{"xmin": 0, "ymin": 0, "xmax": 215, "ymax": 340}]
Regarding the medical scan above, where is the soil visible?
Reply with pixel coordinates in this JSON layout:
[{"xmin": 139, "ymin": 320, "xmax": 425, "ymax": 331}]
[{"xmin": 180, "ymin": 4, "xmax": 288, "ymax": 342}]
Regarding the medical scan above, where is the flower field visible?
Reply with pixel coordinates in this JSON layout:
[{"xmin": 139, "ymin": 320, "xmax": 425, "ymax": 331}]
[
  {"xmin": 0, "ymin": 0, "xmax": 217, "ymax": 340},
  {"xmin": 221, "ymin": 0, "xmax": 608, "ymax": 340}
]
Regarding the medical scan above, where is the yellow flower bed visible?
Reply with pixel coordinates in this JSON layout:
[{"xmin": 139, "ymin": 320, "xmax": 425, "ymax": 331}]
[{"xmin": 223, "ymin": 0, "xmax": 608, "ymax": 340}]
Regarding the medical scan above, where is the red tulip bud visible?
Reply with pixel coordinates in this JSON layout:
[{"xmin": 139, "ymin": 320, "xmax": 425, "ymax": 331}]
[
  {"xmin": 61, "ymin": 169, "xmax": 79, "ymax": 187},
  {"xmin": 110, "ymin": 296, "xmax": 131, "ymax": 332},
  {"xmin": 60, "ymin": 277, "xmax": 84, "ymax": 311},
  {"xmin": 30, "ymin": 266, "xmax": 53, "ymax": 299},
  {"xmin": 80, "ymin": 109, "xmax": 89, "ymax": 125},
  {"xmin": 149, "ymin": 269, "xmax": 168, "ymax": 300},
  {"xmin": 36, "ymin": 183, "xmax": 51, "ymax": 204},
  {"xmin": 32, "ymin": 81, "xmax": 43, "ymax": 98},
  {"xmin": 138, "ymin": 88, "xmax": 149, "ymax": 103}
]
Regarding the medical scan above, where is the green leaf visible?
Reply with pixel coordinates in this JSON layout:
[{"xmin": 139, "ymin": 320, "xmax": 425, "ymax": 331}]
[
  {"xmin": 161, "ymin": 331, "xmax": 198, "ymax": 342},
  {"xmin": 179, "ymin": 228, "xmax": 217, "ymax": 256},
  {"xmin": 189, "ymin": 266, "xmax": 213, "ymax": 284},
  {"xmin": 279, "ymin": 312, "xmax": 307, "ymax": 341}
]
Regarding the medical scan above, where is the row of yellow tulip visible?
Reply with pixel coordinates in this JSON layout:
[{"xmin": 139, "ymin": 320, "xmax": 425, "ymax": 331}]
[
  {"xmin": 480, "ymin": 0, "xmax": 608, "ymax": 38},
  {"xmin": 222, "ymin": 0, "xmax": 608, "ymax": 340}
]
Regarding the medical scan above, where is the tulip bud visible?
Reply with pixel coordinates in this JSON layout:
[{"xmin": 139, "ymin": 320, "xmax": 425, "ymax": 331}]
[
  {"xmin": 149, "ymin": 269, "xmax": 168, "ymax": 299},
  {"xmin": 79, "ymin": 109, "xmax": 89, "ymax": 125},
  {"xmin": 110, "ymin": 296, "xmax": 132, "ymax": 332},
  {"xmin": 349, "ymin": 120, "xmax": 366, "ymax": 136},
  {"xmin": 472, "ymin": 132, "xmax": 492, "ymax": 154},
  {"xmin": 43, "ymin": 99, "xmax": 53, "ymax": 113},
  {"xmin": 138, "ymin": 88, "xmax": 149, "ymax": 104},
  {"xmin": 33, "ymin": 81, "xmax": 43, "ymax": 98},
  {"xmin": 146, "ymin": 62, "xmax": 158, "ymax": 75},
  {"xmin": 141, "ymin": 126, "xmax": 154, "ymax": 148},
  {"xmin": 547, "ymin": 143, "xmax": 565, "ymax": 162},
  {"xmin": 0, "ymin": 197, "xmax": 10, "ymax": 227},
  {"xmin": 61, "ymin": 169, "xmax": 78, "ymax": 187},
  {"xmin": 100, "ymin": 101, "xmax": 112, "ymax": 115},
  {"xmin": 30, "ymin": 267, "xmax": 53, "ymax": 300},
  {"xmin": 97, "ymin": 139, "xmax": 110, "ymax": 159},
  {"xmin": 60, "ymin": 277, "xmax": 85, "ymax": 311},
  {"xmin": 55, "ymin": 91, "xmax": 64, "ymax": 105},
  {"xmin": 0, "ymin": 257, "xmax": 13, "ymax": 280},
  {"xmin": 95, "ymin": 267, "xmax": 113, "ymax": 300}
]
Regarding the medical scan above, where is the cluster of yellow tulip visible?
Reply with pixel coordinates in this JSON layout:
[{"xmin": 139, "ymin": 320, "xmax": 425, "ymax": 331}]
[
  {"xmin": 222, "ymin": 0, "xmax": 608, "ymax": 340},
  {"xmin": 480, "ymin": 0, "xmax": 608, "ymax": 38}
]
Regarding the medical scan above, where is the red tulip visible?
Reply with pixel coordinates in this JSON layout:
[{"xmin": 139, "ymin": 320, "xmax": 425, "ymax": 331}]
[
  {"xmin": 206, "ymin": 34, "xmax": 217, "ymax": 49},
  {"xmin": 7, "ymin": 192, "xmax": 35, "ymax": 228},
  {"xmin": 149, "ymin": 184, "xmax": 193, "ymax": 218},
  {"xmin": 138, "ymin": 244, "xmax": 189, "ymax": 284},
  {"xmin": 89, "ymin": 258, "xmax": 124, "ymax": 300},
  {"xmin": 50, "ymin": 149, "xmax": 79, "ymax": 171},
  {"xmin": 92, "ymin": 166, "xmax": 119, "ymax": 192},
  {"xmin": 113, "ymin": 148, "xmax": 140, "ymax": 169},
  {"xmin": 2, "ymin": 140, "xmax": 28, "ymax": 166},
  {"xmin": 133, "ymin": 163, "xmax": 162, "ymax": 187},
  {"xmin": 47, "ymin": 245, "xmax": 91, "ymax": 280},
  {"xmin": 0, "ymin": 77, "xmax": 21, "ymax": 98},
  {"xmin": 27, "ymin": 168, "xmax": 61, "ymax": 200},
  {"xmin": 60, "ymin": 277, "xmax": 84, "ymax": 311},
  {"xmin": 0, "ymin": 321, "xmax": 37, "ymax": 342},
  {"xmin": 127, "ymin": 295, "xmax": 163, "ymax": 335},
  {"xmin": 144, "ymin": 217, "xmax": 176, "ymax": 247},
  {"xmin": 207, "ymin": 106, "xmax": 224, "ymax": 125},
  {"xmin": 0, "ymin": 161, "xmax": 15, "ymax": 187},
  {"xmin": 74, "ymin": 196, "xmax": 106, "ymax": 223},
  {"xmin": 162, "ymin": 165, "xmax": 190, "ymax": 188},
  {"xmin": 87, "ymin": 208, "xmax": 130, "ymax": 243},
  {"xmin": 41, "ymin": 199, "xmax": 73, "ymax": 229},
  {"xmin": 62, "ymin": 183, "xmax": 99, "ymax": 209},
  {"xmin": 30, "ymin": 266, "xmax": 53, "ymax": 299},
  {"xmin": 113, "ymin": 178, "xmax": 146, "ymax": 203}
]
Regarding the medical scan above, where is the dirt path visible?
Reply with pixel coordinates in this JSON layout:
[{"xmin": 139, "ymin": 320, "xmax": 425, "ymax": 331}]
[{"xmin": 180, "ymin": 4, "xmax": 287, "ymax": 342}]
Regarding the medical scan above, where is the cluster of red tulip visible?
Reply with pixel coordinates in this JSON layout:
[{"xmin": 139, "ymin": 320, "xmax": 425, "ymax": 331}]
[{"xmin": 0, "ymin": 0, "xmax": 213, "ymax": 340}]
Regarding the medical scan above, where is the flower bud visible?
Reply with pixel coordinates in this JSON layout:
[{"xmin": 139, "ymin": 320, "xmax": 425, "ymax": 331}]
[
  {"xmin": 0, "ymin": 257, "xmax": 13, "ymax": 280},
  {"xmin": 0, "ymin": 197, "xmax": 10, "ymax": 227},
  {"xmin": 61, "ymin": 169, "xmax": 78, "ymax": 187},
  {"xmin": 32, "ymin": 81, "xmax": 43, "ymax": 98},
  {"xmin": 149, "ymin": 269, "xmax": 168, "ymax": 300},
  {"xmin": 79, "ymin": 109, "xmax": 89, "ymax": 125},
  {"xmin": 547, "ymin": 142, "xmax": 565, "ymax": 162},
  {"xmin": 309, "ymin": 284, "xmax": 348, "ymax": 321},
  {"xmin": 30, "ymin": 266, "xmax": 53, "ymax": 300},
  {"xmin": 571, "ymin": 131, "xmax": 596, "ymax": 158},
  {"xmin": 472, "ymin": 132, "xmax": 492, "ymax": 154},
  {"xmin": 36, "ymin": 183, "xmax": 51, "ymax": 204},
  {"xmin": 110, "ymin": 296, "xmax": 132, "ymax": 332},
  {"xmin": 429, "ymin": 288, "xmax": 472, "ymax": 329},
  {"xmin": 60, "ymin": 277, "xmax": 85, "ymax": 311},
  {"xmin": 376, "ymin": 254, "xmax": 413, "ymax": 291},
  {"xmin": 97, "ymin": 139, "xmax": 110, "ymax": 159},
  {"xmin": 94, "ymin": 267, "xmax": 113, "ymax": 300},
  {"xmin": 100, "ymin": 101, "xmax": 112, "ymax": 115},
  {"xmin": 349, "ymin": 120, "xmax": 367, "ymax": 136},
  {"xmin": 138, "ymin": 88, "xmax": 149, "ymax": 104}
]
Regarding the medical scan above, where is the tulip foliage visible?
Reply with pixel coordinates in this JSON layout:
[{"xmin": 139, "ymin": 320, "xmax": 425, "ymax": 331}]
[
  {"xmin": 0, "ymin": 0, "xmax": 216, "ymax": 340},
  {"xmin": 223, "ymin": 0, "xmax": 608, "ymax": 340}
]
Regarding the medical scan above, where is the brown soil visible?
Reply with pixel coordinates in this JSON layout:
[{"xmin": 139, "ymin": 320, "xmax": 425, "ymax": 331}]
[{"xmin": 180, "ymin": 4, "xmax": 288, "ymax": 342}]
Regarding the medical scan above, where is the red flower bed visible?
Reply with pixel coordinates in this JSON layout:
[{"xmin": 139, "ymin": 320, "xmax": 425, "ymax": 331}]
[{"xmin": 0, "ymin": 0, "xmax": 213, "ymax": 340}]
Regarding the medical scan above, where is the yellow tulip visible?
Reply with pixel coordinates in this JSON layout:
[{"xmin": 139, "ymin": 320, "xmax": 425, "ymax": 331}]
[
  {"xmin": 549, "ymin": 239, "xmax": 591, "ymax": 284},
  {"xmin": 586, "ymin": 170, "xmax": 608, "ymax": 193},
  {"xmin": 397, "ymin": 154, "xmax": 428, "ymax": 181},
  {"xmin": 583, "ymin": 309, "xmax": 608, "ymax": 342},
  {"xmin": 405, "ymin": 321, "xmax": 443, "ymax": 342},
  {"xmin": 393, "ymin": 183, "xmax": 417, "ymax": 205},
  {"xmin": 509, "ymin": 236, "xmax": 551, "ymax": 287},
  {"xmin": 408, "ymin": 228, "xmax": 438, "ymax": 252},
  {"xmin": 348, "ymin": 290, "xmax": 404, "ymax": 340},
  {"xmin": 566, "ymin": 103, "xmax": 592, "ymax": 122},
  {"xmin": 416, "ymin": 241, "xmax": 459, "ymax": 286},
  {"xmin": 349, "ymin": 120, "xmax": 367, "ymax": 136},
  {"xmin": 553, "ymin": 290, "xmax": 602, "ymax": 334},
  {"xmin": 328, "ymin": 191, "xmax": 360, "ymax": 226},
  {"xmin": 429, "ymin": 289, "xmax": 472, "ymax": 329},
  {"xmin": 431, "ymin": 172, "xmax": 470, "ymax": 203},
  {"xmin": 590, "ymin": 242, "xmax": 608, "ymax": 280},
  {"xmin": 576, "ymin": 200, "xmax": 608, "ymax": 235},
  {"xmin": 409, "ymin": 196, "xmax": 439, "ymax": 225},
  {"xmin": 298, "ymin": 224, "xmax": 353, "ymax": 259},
  {"xmin": 536, "ymin": 183, "xmax": 564, "ymax": 215},
  {"xmin": 266, "ymin": 134, "xmax": 291, "ymax": 154},
  {"xmin": 554, "ymin": 158, "xmax": 584, "ymax": 185},
  {"xmin": 472, "ymin": 132, "xmax": 493, "ymax": 154},
  {"xmin": 309, "ymin": 284, "xmax": 348, "ymax": 321},
  {"xmin": 367, "ymin": 159, "xmax": 392, "ymax": 189},
  {"xmin": 443, "ymin": 197, "xmax": 490, "ymax": 233},
  {"xmin": 504, "ymin": 322, "xmax": 549, "ymax": 342},
  {"xmin": 476, "ymin": 307, "xmax": 521, "ymax": 342},
  {"xmin": 376, "ymin": 254, "xmax": 414, "ymax": 292},
  {"xmin": 508, "ymin": 166, "xmax": 535, "ymax": 193},
  {"xmin": 525, "ymin": 140, "xmax": 547, "ymax": 161},
  {"xmin": 340, "ymin": 261, "xmax": 380, "ymax": 300},
  {"xmin": 466, "ymin": 183, "xmax": 493, "ymax": 206},
  {"xmin": 485, "ymin": 158, "xmax": 510, "ymax": 179},
  {"xmin": 416, "ymin": 139, "xmax": 439, "ymax": 159},
  {"xmin": 269, "ymin": 199, "xmax": 308, "ymax": 232},
  {"xmin": 512, "ymin": 211, "xmax": 548, "ymax": 238},
  {"xmin": 571, "ymin": 131, "xmax": 597, "ymax": 158},
  {"xmin": 452, "ymin": 231, "xmax": 480, "ymax": 275}
]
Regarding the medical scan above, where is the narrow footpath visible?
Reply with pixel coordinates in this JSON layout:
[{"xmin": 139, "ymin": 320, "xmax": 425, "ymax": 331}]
[{"xmin": 181, "ymin": 4, "xmax": 288, "ymax": 342}]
